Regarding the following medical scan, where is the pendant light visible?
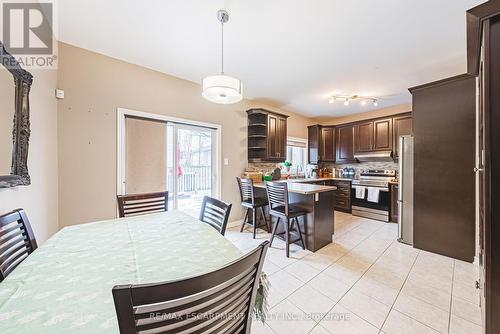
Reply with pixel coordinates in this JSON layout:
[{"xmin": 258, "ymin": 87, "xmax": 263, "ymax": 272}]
[{"xmin": 202, "ymin": 9, "xmax": 243, "ymax": 104}]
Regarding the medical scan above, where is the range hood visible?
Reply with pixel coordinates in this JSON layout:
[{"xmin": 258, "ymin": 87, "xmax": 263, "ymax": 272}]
[{"xmin": 354, "ymin": 151, "xmax": 393, "ymax": 162}]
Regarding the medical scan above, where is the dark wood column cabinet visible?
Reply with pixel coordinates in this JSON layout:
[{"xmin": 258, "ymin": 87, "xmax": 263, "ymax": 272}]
[
  {"xmin": 373, "ymin": 118, "xmax": 393, "ymax": 151},
  {"xmin": 390, "ymin": 182, "xmax": 398, "ymax": 223},
  {"xmin": 321, "ymin": 126, "xmax": 336, "ymax": 162},
  {"xmin": 393, "ymin": 113, "xmax": 413, "ymax": 158},
  {"xmin": 307, "ymin": 125, "xmax": 320, "ymax": 164},
  {"xmin": 336, "ymin": 124, "xmax": 355, "ymax": 163},
  {"xmin": 247, "ymin": 109, "xmax": 288, "ymax": 162},
  {"xmin": 409, "ymin": 74, "xmax": 476, "ymax": 263},
  {"xmin": 354, "ymin": 121, "xmax": 374, "ymax": 153}
]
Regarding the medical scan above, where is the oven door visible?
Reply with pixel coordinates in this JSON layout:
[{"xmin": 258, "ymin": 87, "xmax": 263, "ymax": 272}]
[{"xmin": 351, "ymin": 186, "xmax": 390, "ymax": 221}]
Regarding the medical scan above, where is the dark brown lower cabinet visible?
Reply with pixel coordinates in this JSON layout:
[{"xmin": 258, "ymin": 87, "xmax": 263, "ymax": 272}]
[
  {"xmin": 330, "ymin": 180, "xmax": 351, "ymax": 213},
  {"xmin": 409, "ymin": 75, "xmax": 476, "ymax": 263}
]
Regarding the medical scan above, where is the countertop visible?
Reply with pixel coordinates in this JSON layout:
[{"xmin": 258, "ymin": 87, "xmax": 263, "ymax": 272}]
[
  {"xmin": 253, "ymin": 180, "xmax": 337, "ymax": 195},
  {"xmin": 291, "ymin": 177, "xmax": 355, "ymax": 183}
]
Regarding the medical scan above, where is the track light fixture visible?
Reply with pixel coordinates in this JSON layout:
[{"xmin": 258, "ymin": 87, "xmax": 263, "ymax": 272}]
[{"xmin": 328, "ymin": 94, "xmax": 379, "ymax": 107}]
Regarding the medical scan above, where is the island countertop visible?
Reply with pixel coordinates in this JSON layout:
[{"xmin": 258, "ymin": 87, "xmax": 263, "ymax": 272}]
[{"xmin": 253, "ymin": 180, "xmax": 337, "ymax": 195}]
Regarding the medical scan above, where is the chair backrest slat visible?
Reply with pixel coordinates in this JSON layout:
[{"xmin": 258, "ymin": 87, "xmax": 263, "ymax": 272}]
[
  {"xmin": 113, "ymin": 241, "xmax": 269, "ymax": 334},
  {"xmin": 265, "ymin": 181, "xmax": 289, "ymax": 215},
  {"xmin": 0, "ymin": 209, "xmax": 37, "ymax": 282},
  {"xmin": 199, "ymin": 196, "xmax": 232, "ymax": 236},
  {"xmin": 236, "ymin": 178, "xmax": 255, "ymax": 204},
  {"xmin": 117, "ymin": 191, "xmax": 169, "ymax": 218}
]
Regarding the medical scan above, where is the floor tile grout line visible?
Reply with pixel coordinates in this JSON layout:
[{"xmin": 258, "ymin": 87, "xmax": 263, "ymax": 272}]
[
  {"xmin": 448, "ymin": 260, "xmax": 456, "ymax": 334},
  {"xmin": 379, "ymin": 247, "xmax": 420, "ymax": 332},
  {"xmin": 329, "ymin": 237, "xmax": 406, "ymax": 330}
]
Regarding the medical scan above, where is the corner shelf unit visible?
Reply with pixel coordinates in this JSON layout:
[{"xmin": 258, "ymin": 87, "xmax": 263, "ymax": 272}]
[{"xmin": 247, "ymin": 108, "xmax": 288, "ymax": 163}]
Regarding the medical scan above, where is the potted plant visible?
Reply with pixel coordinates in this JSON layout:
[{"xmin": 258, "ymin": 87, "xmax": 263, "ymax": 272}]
[{"xmin": 282, "ymin": 161, "xmax": 292, "ymax": 172}]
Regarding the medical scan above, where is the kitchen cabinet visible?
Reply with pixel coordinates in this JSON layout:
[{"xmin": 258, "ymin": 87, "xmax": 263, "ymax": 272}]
[
  {"xmin": 390, "ymin": 182, "xmax": 399, "ymax": 223},
  {"xmin": 335, "ymin": 125, "xmax": 355, "ymax": 163},
  {"xmin": 247, "ymin": 109, "xmax": 288, "ymax": 162},
  {"xmin": 373, "ymin": 118, "xmax": 393, "ymax": 151},
  {"xmin": 307, "ymin": 125, "xmax": 335, "ymax": 163},
  {"xmin": 332, "ymin": 180, "xmax": 352, "ymax": 213},
  {"xmin": 355, "ymin": 121, "xmax": 374, "ymax": 153},
  {"xmin": 320, "ymin": 126, "xmax": 336, "ymax": 162},
  {"xmin": 392, "ymin": 113, "xmax": 413, "ymax": 158},
  {"xmin": 307, "ymin": 125, "xmax": 320, "ymax": 164},
  {"xmin": 410, "ymin": 74, "xmax": 475, "ymax": 262}
]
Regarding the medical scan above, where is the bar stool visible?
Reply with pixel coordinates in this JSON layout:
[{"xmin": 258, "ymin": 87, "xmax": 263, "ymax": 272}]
[
  {"xmin": 265, "ymin": 181, "xmax": 307, "ymax": 258},
  {"xmin": 236, "ymin": 177, "xmax": 271, "ymax": 238}
]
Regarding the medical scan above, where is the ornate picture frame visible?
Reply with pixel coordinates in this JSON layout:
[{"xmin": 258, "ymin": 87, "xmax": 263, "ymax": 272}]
[{"xmin": 0, "ymin": 41, "xmax": 33, "ymax": 188}]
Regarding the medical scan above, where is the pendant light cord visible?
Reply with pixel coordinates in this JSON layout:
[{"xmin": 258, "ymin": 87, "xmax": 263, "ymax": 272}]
[{"xmin": 221, "ymin": 20, "xmax": 224, "ymax": 75}]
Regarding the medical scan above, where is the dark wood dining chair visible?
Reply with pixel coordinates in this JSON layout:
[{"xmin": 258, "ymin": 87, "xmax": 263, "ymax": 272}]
[
  {"xmin": 0, "ymin": 209, "xmax": 37, "ymax": 282},
  {"xmin": 117, "ymin": 191, "xmax": 169, "ymax": 218},
  {"xmin": 236, "ymin": 177, "xmax": 271, "ymax": 238},
  {"xmin": 112, "ymin": 240, "xmax": 269, "ymax": 334},
  {"xmin": 265, "ymin": 181, "xmax": 306, "ymax": 258},
  {"xmin": 199, "ymin": 196, "xmax": 232, "ymax": 236}
]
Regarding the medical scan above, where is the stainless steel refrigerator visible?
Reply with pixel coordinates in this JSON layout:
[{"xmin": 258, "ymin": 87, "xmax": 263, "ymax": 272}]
[{"xmin": 398, "ymin": 135, "xmax": 414, "ymax": 245}]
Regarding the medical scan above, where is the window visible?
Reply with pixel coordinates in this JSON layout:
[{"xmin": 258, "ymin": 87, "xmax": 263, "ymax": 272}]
[{"xmin": 286, "ymin": 137, "xmax": 307, "ymax": 175}]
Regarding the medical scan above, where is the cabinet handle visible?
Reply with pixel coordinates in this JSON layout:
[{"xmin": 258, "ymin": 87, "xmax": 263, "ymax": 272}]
[{"xmin": 474, "ymin": 167, "xmax": 484, "ymax": 173}]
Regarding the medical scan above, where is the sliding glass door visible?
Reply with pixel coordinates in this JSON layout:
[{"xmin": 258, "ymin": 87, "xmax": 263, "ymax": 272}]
[{"xmin": 123, "ymin": 115, "xmax": 218, "ymax": 217}]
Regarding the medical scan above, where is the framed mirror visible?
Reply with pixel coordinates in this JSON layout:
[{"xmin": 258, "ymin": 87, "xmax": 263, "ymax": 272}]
[{"xmin": 0, "ymin": 42, "xmax": 33, "ymax": 188}]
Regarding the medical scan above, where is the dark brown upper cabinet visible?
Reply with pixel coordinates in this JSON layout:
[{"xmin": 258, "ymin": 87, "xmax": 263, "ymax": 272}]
[
  {"xmin": 247, "ymin": 109, "xmax": 288, "ymax": 163},
  {"xmin": 307, "ymin": 125, "xmax": 335, "ymax": 163},
  {"xmin": 336, "ymin": 124, "xmax": 355, "ymax": 163},
  {"xmin": 320, "ymin": 126, "xmax": 336, "ymax": 162},
  {"xmin": 392, "ymin": 113, "xmax": 413, "ymax": 158},
  {"xmin": 307, "ymin": 125, "xmax": 320, "ymax": 164},
  {"xmin": 354, "ymin": 121, "xmax": 374, "ymax": 153},
  {"xmin": 373, "ymin": 118, "xmax": 393, "ymax": 151}
]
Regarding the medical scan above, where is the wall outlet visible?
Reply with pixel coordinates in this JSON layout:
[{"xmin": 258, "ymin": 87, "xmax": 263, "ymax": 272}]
[
  {"xmin": 55, "ymin": 89, "xmax": 65, "ymax": 99},
  {"xmin": 224, "ymin": 158, "xmax": 229, "ymax": 166}
]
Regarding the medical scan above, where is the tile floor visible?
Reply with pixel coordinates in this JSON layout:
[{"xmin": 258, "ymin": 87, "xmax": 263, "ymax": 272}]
[{"xmin": 225, "ymin": 212, "xmax": 483, "ymax": 334}]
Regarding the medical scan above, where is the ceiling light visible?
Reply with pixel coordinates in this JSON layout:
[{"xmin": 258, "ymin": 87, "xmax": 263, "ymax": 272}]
[
  {"xmin": 361, "ymin": 100, "xmax": 367, "ymax": 106},
  {"xmin": 328, "ymin": 97, "xmax": 335, "ymax": 104},
  {"xmin": 344, "ymin": 99, "xmax": 349, "ymax": 106},
  {"xmin": 373, "ymin": 100, "xmax": 378, "ymax": 107},
  {"xmin": 202, "ymin": 10, "xmax": 243, "ymax": 104}
]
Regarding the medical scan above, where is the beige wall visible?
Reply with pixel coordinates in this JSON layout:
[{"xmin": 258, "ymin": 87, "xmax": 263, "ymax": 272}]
[
  {"xmin": 57, "ymin": 42, "xmax": 315, "ymax": 226},
  {"xmin": 314, "ymin": 104, "xmax": 412, "ymax": 125},
  {"xmin": 125, "ymin": 117, "xmax": 167, "ymax": 194},
  {"xmin": 0, "ymin": 68, "xmax": 15, "ymax": 174},
  {"xmin": 0, "ymin": 69, "xmax": 59, "ymax": 244}
]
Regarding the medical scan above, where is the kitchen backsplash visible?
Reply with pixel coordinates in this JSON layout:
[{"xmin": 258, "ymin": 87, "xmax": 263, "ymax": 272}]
[{"xmin": 246, "ymin": 162, "xmax": 283, "ymax": 173}]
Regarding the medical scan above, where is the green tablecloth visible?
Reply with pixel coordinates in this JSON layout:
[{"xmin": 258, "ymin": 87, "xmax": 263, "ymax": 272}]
[{"xmin": 0, "ymin": 211, "xmax": 243, "ymax": 333}]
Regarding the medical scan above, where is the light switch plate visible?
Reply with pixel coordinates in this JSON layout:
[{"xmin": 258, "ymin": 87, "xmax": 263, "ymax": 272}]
[
  {"xmin": 223, "ymin": 158, "xmax": 229, "ymax": 166},
  {"xmin": 55, "ymin": 89, "xmax": 65, "ymax": 99}
]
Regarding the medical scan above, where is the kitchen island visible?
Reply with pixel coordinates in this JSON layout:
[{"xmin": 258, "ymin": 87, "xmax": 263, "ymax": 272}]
[{"xmin": 253, "ymin": 180, "xmax": 337, "ymax": 252}]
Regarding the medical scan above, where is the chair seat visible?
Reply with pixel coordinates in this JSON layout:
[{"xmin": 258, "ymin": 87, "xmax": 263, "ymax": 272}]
[
  {"xmin": 241, "ymin": 197, "xmax": 268, "ymax": 208},
  {"xmin": 269, "ymin": 205, "xmax": 307, "ymax": 218}
]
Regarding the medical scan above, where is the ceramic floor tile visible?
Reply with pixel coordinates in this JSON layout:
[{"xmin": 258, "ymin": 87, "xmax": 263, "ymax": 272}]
[
  {"xmin": 382, "ymin": 309, "xmax": 440, "ymax": 334},
  {"xmin": 284, "ymin": 260, "xmax": 322, "ymax": 283},
  {"xmin": 449, "ymin": 314, "xmax": 483, "ymax": 334},
  {"xmin": 308, "ymin": 324, "xmax": 331, "ymax": 334},
  {"xmin": 300, "ymin": 253, "xmax": 336, "ymax": 272},
  {"xmin": 263, "ymin": 258, "xmax": 281, "ymax": 276},
  {"xmin": 268, "ymin": 270, "xmax": 304, "ymax": 298},
  {"xmin": 251, "ymin": 319, "xmax": 276, "ymax": 334},
  {"xmin": 394, "ymin": 293, "xmax": 450, "ymax": 333},
  {"xmin": 287, "ymin": 284, "xmax": 337, "ymax": 319},
  {"xmin": 351, "ymin": 276, "xmax": 400, "ymax": 306},
  {"xmin": 451, "ymin": 296, "xmax": 482, "ymax": 326},
  {"xmin": 266, "ymin": 299, "xmax": 317, "ymax": 334},
  {"xmin": 452, "ymin": 280, "xmax": 480, "ymax": 305},
  {"xmin": 401, "ymin": 278, "xmax": 452, "ymax": 312},
  {"xmin": 307, "ymin": 272, "xmax": 351, "ymax": 302},
  {"xmin": 339, "ymin": 289, "xmax": 391, "ymax": 328},
  {"xmin": 319, "ymin": 304, "xmax": 379, "ymax": 334}
]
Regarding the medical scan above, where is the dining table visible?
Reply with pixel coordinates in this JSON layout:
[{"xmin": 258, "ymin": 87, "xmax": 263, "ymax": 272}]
[{"xmin": 0, "ymin": 211, "xmax": 244, "ymax": 334}]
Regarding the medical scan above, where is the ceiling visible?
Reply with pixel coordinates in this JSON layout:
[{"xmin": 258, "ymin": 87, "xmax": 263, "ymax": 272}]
[{"xmin": 57, "ymin": 0, "xmax": 485, "ymax": 118}]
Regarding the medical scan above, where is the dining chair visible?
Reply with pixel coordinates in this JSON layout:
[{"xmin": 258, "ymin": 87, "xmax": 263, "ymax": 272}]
[
  {"xmin": 265, "ymin": 181, "xmax": 307, "ymax": 258},
  {"xmin": 112, "ymin": 240, "xmax": 269, "ymax": 334},
  {"xmin": 199, "ymin": 196, "xmax": 232, "ymax": 235},
  {"xmin": 0, "ymin": 209, "xmax": 37, "ymax": 282},
  {"xmin": 117, "ymin": 191, "xmax": 169, "ymax": 218},
  {"xmin": 236, "ymin": 177, "xmax": 271, "ymax": 238}
]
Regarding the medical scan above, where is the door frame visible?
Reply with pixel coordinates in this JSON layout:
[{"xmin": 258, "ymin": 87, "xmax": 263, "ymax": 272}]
[{"xmin": 116, "ymin": 107, "xmax": 222, "ymax": 201}]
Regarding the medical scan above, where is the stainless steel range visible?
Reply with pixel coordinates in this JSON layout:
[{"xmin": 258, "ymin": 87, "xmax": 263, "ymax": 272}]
[{"xmin": 351, "ymin": 169, "xmax": 396, "ymax": 222}]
